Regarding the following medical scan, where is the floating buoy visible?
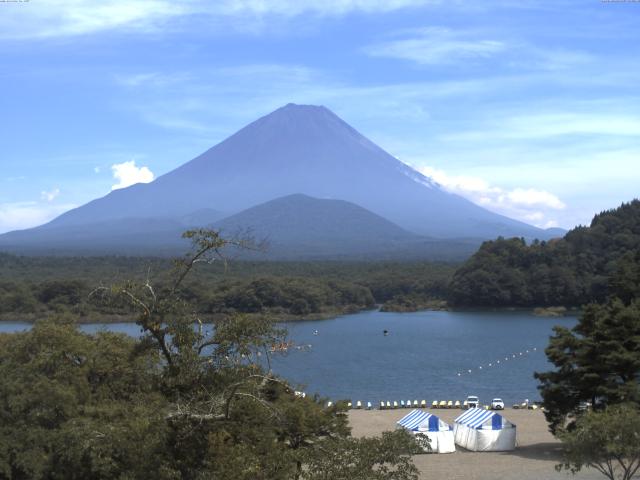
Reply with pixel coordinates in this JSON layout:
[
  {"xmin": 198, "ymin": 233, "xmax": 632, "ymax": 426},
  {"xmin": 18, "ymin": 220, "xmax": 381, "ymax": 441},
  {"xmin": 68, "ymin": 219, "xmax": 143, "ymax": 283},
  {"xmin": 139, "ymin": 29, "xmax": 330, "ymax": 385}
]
[{"xmin": 455, "ymin": 345, "xmax": 542, "ymax": 377}]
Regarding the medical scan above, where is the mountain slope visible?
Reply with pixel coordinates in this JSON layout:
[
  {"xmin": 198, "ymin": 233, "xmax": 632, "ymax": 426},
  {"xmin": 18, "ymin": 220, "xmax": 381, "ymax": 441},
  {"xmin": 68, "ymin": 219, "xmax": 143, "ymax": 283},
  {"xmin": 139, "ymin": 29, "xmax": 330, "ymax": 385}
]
[
  {"xmin": 215, "ymin": 193, "xmax": 416, "ymax": 244},
  {"xmin": 0, "ymin": 194, "xmax": 480, "ymax": 259},
  {"xmin": 0, "ymin": 103, "xmax": 556, "ymax": 256},
  {"xmin": 212, "ymin": 194, "xmax": 481, "ymax": 260},
  {"xmin": 212, "ymin": 194, "xmax": 479, "ymax": 259},
  {"xmin": 33, "ymin": 103, "xmax": 549, "ymax": 239},
  {"xmin": 0, "ymin": 211, "xmax": 224, "ymax": 255}
]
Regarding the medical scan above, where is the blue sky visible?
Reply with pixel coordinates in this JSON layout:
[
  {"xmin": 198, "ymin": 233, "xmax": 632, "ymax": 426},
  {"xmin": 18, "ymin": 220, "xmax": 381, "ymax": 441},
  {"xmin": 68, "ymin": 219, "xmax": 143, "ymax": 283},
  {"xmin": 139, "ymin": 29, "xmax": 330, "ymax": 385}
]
[{"xmin": 1, "ymin": 0, "xmax": 639, "ymax": 233}]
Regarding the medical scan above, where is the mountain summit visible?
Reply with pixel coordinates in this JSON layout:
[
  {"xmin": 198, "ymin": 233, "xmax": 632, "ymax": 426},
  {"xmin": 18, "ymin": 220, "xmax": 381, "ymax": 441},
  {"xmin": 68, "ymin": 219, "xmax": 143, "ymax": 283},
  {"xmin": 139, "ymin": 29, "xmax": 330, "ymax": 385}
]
[{"xmin": 0, "ymin": 103, "xmax": 556, "ymax": 256}]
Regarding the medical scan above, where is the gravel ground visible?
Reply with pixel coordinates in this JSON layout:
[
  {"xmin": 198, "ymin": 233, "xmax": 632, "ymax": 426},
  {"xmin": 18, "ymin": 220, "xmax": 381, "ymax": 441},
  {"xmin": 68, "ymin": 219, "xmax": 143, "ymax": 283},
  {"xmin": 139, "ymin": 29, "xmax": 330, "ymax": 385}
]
[{"xmin": 348, "ymin": 408, "xmax": 607, "ymax": 480}]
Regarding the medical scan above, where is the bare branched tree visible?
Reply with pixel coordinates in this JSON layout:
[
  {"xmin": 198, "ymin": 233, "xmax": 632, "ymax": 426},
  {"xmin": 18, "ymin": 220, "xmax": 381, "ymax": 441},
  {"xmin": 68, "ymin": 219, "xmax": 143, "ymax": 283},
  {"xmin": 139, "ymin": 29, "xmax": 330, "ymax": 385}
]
[{"xmin": 91, "ymin": 229, "xmax": 281, "ymax": 422}]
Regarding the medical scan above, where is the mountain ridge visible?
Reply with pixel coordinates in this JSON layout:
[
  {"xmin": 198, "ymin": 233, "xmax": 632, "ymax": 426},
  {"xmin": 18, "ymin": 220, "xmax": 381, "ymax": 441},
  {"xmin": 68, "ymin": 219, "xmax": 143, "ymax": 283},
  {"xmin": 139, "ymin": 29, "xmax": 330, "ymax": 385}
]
[{"xmin": 0, "ymin": 194, "xmax": 481, "ymax": 260}]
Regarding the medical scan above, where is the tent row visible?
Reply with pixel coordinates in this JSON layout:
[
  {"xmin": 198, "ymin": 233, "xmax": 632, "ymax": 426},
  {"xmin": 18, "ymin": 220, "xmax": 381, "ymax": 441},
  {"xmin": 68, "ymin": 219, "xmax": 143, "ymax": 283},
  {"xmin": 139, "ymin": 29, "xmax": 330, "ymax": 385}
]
[{"xmin": 396, "ymin": 408, "xmax": 516, "ymax": 453}]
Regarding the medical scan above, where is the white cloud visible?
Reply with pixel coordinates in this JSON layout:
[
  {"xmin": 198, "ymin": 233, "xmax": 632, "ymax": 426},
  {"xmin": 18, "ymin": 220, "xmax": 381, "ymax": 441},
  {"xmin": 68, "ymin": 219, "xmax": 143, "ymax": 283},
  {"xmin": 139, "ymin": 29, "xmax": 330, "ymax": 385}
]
[
  {"xmin": 40, "ymin": 188, "xmax": 60, "ymax": 202},
  {"xmin": 445, "ymin": 112, "xmax": 640, "ymax": 142},
  {"xmin": 111, "ymin": 160, "xmax": 154, "ymax": 190},
  {"xmin": 0, "ymin": 202, "xmax": 77, "ymax": 234},
  {"xmin": 0, "ymin": 1, "xmax": 185, "ymax": 39},
  {"xmin": 523, "ymin": 211, "xmax": 544, "ymax": 222},
  {"xmin": 365, "ymin": 27, "xmax": 506, "ymax": 65},
  {"xmin": 417, "ymin": 164, "xmax": 565, "ymax": 228},
  {"xmin": 0, "ymin": 0, "xmax": 438, "ymax": 39},
  {"xmin": 363, "ymin": 25, "xmax": 597, "ymax": 72},
  {"xmin": 114, "ymin": 72, "xmax": 194, "ymax": 88},
  {"xmin": 506, "ymin": 188, "xmax": 566, "ymax": 210},
  {"xmin": 217, "ymin": 0, "xmax": 438, "ymax": 17}
]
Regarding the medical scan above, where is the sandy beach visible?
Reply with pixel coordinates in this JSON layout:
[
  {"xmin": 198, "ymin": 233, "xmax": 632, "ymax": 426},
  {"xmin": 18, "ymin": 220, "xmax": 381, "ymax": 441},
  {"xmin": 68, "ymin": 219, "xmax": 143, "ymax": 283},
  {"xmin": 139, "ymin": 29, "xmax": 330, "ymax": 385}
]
[{"xmin": 348, "ymin": 408, "xmax": 605, "ymax": 480}]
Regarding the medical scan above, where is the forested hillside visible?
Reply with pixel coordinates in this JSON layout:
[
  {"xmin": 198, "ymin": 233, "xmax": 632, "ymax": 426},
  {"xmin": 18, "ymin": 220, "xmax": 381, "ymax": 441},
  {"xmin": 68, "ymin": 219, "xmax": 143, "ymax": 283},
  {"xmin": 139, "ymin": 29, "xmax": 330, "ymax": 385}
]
[{"xmin": 449, "ymin": 200, "xmax": 640, "ymax": 307}]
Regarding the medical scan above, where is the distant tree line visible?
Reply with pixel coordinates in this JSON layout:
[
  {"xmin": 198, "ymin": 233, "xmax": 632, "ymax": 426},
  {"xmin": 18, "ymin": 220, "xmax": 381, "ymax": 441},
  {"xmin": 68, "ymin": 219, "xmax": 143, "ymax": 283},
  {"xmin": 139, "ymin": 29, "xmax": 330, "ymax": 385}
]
[
  {"xmin": 449, "ymin": 200, "xmax": 640, "ymax": 307},
  {"xmin": 2, "ymin": 200, "xmax": 640, "ymax": 318},
  {"xmin": 0, "ymin": 256, "xmax": 455, "ymax": 321}
]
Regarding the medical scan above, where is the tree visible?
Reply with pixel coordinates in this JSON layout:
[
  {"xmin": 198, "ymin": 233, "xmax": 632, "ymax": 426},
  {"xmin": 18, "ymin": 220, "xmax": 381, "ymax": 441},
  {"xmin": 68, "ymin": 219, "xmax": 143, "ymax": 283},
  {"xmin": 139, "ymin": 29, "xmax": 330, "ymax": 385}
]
[
  {"xmin": 609, "ymin": 252, "xmax": 640, "ymax": 305},
  {"xmin": 126, "ymin": 229, "xmax": 421, "ymax": 479},
  {"xmin": 535, "ymin": 298, "xmax": 640, "ymax": 433},
  {"xmin": 301, "ymin": 430, "xmax": 422, "ymax": 480},
  {"xmin": 557, "ymin": 404, "xmax": 640, "ymax": 480},
  {"xmin": 0, "ymin": 229, "xmax": 426, "ymax": 479},
  {"xmin": 0, "ymin": 318, "xmax": 171, "ymax": 480}
]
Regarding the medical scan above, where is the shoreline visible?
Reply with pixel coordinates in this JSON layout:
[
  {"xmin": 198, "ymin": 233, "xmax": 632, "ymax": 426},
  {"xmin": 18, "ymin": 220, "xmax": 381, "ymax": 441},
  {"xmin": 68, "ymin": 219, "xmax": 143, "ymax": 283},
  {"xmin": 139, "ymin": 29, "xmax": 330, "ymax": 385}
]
[{"xmin": 0, "ymin": 304, "xmax": 581, "ymax": 324}]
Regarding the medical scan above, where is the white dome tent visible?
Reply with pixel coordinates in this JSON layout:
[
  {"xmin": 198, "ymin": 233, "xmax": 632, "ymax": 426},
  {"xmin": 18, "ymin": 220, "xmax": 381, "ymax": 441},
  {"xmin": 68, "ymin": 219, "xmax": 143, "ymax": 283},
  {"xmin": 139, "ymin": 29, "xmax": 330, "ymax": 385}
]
[
  {"xmin": 453, "ymin": 408, "xmax": 516, "ymax": 452},
  {"xmin": 396, "ymin": 409, "xmax": 456, "ymax": 453}
]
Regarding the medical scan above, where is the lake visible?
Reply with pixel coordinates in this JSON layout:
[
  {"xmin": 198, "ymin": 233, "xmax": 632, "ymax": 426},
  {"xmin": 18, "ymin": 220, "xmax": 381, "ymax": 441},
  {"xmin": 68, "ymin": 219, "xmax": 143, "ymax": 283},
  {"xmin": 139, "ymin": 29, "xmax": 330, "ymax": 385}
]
[{"xmin": 0, "ymin": 309, "xmax": 576, "ymax": 406}]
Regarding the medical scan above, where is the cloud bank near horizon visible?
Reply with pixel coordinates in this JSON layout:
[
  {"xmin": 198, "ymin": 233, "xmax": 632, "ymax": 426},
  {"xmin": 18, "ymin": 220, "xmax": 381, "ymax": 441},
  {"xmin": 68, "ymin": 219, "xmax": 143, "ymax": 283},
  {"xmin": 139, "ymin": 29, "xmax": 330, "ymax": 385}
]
[{"xmin": 417, "ymin": 165, "xmax": 565, "ymax": 229}]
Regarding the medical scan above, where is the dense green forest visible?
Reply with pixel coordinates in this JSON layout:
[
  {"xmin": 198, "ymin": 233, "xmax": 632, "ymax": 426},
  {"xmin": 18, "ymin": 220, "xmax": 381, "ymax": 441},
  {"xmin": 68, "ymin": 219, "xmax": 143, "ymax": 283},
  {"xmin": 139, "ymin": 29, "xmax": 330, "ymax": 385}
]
[
  {"xmin": 450, "ymin": 200, "xmax": 640, "ymax": 307},
  {"xmin": 0, "ymin": 254, "xmax": 455, "ymax": 321},
  {"xmin": 3, "ymin": 199, "xmax": 639, "ymax": 320}
]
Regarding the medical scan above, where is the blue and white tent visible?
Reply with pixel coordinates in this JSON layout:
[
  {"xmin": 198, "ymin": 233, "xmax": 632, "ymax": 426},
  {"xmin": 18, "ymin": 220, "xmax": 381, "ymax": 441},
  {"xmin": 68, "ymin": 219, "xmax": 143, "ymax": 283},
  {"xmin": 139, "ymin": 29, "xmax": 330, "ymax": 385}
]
[
  {"xmin": 453, "ymin": 408, "xmax": 516, "ymax": 451},
  {"xmin": 397, "ymin": 409, "xmax": 455, "ymax": 453}
]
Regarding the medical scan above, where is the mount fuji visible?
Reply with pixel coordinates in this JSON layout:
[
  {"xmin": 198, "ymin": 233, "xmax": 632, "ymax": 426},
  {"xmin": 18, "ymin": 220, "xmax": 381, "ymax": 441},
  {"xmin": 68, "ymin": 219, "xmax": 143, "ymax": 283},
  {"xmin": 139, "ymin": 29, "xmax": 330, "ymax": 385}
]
[{"xmin": 0, "ymin": 103, "xmax": 559, "ymax": 258}]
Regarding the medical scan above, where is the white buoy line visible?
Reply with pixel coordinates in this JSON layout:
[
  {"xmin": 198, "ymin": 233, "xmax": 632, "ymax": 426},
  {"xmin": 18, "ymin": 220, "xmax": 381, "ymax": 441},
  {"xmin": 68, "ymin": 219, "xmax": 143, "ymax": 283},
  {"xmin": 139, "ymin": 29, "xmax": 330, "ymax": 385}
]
[{"xmin": 455, "ymin": 347, "xmax": 539, "ymax": 377}]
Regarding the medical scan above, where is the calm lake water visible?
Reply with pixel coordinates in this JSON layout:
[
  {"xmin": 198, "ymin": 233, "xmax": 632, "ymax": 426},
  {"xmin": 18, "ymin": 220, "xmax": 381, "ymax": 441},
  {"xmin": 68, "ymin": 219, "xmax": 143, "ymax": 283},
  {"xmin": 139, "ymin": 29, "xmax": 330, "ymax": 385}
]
[{"xmin": 0, "ymin": 310, "xmax": 576, "ymax": 405}]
